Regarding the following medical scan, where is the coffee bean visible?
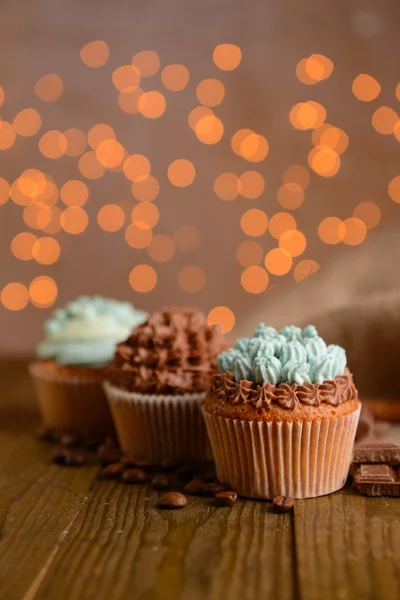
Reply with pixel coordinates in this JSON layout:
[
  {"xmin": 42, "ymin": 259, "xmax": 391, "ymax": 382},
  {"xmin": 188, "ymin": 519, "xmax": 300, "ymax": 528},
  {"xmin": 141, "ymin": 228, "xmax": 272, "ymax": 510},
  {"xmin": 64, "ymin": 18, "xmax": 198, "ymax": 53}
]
[
  {"xmin": 122, "ymin": 468, "xmax": 148, "ymax": 484},
  {"xmin": 121, "ymin": 456, "xmax": 137, "ymax": 468},
  {"xmin": 60, "ymin": 433, "xmax": 80, "ymax": 448},
  {"xmin": 157, "ymin": 492, "xmax": 187, "ymax": 509},
  {"xmin": 215, "ymin": 491, "xmax": 237, "ymax": 507},
  {"xmin": 176, "ymin": 464, "xmax": 198, "ymax": 481},
  {"xmin": 201, "ymin": 482, "xmax": 227, "ymax": 497},
  {"xmin": 64, "ymin": 449, "xmax": 86, "ymax": 467},
  {"xmin": 152, "ymin": 474, "xmax": 177, "ymax": 490},
  {"xmin": 184, "ymin": 479, "xmax": 205, "ymax": 495},
  {"xmin": 102, "ymin": 462, "xmax": 125, "ymax": 479},
  {"xmin": 272, "ymin": 495, "xmax": 295, "ymax": 513},
  {"xmin": 195, "ymin": 469, "xmax": 216, "ymax": 483},
  {"xmin": 36, "ymin": 427, "xmax": 55, "ymax": 442},
  {"xmin": 98, "ymin": 437, "xmax": 121, "ymax": 465},
  {"xmin": 52, "ymin": 447, "xmax": 68, "ymax": 464}
]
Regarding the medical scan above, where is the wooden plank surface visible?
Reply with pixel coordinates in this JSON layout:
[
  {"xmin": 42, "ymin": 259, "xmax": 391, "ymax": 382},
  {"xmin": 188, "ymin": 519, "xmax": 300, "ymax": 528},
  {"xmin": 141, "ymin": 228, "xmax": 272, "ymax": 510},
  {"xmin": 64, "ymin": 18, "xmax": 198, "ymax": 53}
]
[{"xmin": 0, "ymin": 359, "xmax": 399, "ymax": 599}]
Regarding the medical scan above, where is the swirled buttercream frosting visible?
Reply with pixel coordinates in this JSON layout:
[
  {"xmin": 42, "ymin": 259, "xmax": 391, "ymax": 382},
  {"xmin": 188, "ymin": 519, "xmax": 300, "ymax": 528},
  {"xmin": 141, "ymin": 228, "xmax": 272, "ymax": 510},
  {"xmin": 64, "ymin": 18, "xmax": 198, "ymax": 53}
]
[{"xmin": 108, "ymin": 307, "xmax": 227, "ymax": 394}]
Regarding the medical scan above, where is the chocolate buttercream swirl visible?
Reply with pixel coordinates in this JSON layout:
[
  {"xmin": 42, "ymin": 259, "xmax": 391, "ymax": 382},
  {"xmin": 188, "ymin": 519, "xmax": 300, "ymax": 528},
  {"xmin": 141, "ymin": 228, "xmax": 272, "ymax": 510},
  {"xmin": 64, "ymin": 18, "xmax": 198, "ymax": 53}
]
[
  {"xmin": 211, "ymin": 368, "xmax": 357, "ymax": 410},
  {"xmin": 108, "ymin": 307, "xmax": 228, "ymax": 394}
]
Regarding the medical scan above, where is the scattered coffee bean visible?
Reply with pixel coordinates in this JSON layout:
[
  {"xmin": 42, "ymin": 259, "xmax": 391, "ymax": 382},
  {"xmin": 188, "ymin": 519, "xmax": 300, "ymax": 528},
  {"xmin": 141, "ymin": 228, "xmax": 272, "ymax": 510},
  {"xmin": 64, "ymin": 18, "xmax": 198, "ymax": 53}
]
[
  {"xmin": 122, "ymin": 468, "xmax": 148, "ymax": 484},
  {"xmin": 201, "ymin": 482, "xmax": 227, "ymax": 497},
  {"xmin": 195, "ymin": 469, "xmax": 216, "ymax": 483},
  {"xmin": 272, "ymin": 495, "xmax": 295, "ymax": 513},
  {"xmin": 152, "ymin": 474, "xmax": 177, "ymax": 490},
  {"xmin": 184, "ymin": 479, "xmax": 205, "ymax": 495},
  {"xmin": 52, "ymin": 447, "xmax": 68, "ymax": 464},
  {"xmin": 176, "ymin": 464, "xmax": 198, "ymax": 481},
  {"xmin": 102, "ymin": 462, "xmax": 125, "ymax": 479},
  {"xmin": 157, "ymin": 492, "xmax": 187, "ymax": 509},
  {"xmin": 60, "ymin": 433, "xmax": 80, "ymax": 448},
  {"xmin": 36, "ymin": 427, "xmax": 55, "ymax": 442},
  {"xmin": 98, "ymin": 437, "xmax": 121, "ymax": 465},
  {"xmin": 215, "ymin": 491, "xmax": 238, "ymax": 507},
  {"xmin": 121, "ymin": 456, "xmax": 137, "ymax": 468}
]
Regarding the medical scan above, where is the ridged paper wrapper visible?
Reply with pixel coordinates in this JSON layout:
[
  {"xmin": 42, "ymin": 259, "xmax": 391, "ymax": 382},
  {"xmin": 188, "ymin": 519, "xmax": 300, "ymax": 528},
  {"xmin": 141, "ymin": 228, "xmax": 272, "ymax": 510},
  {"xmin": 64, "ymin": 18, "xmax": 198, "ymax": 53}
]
[
  {"xmin": 29, "ymin": 361, "xmax": 114, "ymax": 435},
  {"xmin": 203, "ymin": 404, "xmax": 361, "ymax": 499},
  {"xmin": 104, "ymin": 382, "xmax": 209, "ymax": 463}
]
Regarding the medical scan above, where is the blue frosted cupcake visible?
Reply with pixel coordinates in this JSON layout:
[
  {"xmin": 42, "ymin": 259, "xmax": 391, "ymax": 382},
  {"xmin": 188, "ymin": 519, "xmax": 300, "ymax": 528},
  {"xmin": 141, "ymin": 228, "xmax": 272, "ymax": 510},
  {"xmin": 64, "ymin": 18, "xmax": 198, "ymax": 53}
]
[{"xmin": 30, "ymin": 296, "xmax": 147, "ymax": 436}]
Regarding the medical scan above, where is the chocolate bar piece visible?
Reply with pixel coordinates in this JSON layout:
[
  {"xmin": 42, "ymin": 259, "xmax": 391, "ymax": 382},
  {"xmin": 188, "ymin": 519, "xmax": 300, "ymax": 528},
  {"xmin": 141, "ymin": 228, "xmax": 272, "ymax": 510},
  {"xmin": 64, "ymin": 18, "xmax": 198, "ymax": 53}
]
[
  {"xmin": 353, "ymin": 464, "xmax": 400, "ymax": 497},
  {"xmin": 353, "ymin": 443, "xmax": 400, "ymax": 466}
]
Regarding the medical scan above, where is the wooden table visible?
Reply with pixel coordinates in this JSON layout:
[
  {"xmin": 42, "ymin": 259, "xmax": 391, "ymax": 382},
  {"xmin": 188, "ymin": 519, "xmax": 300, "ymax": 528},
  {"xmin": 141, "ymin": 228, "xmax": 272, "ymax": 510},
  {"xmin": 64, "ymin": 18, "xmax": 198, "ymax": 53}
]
[{"xmin": 1, "ymin": 359, "xmax": 400, "ymax": 600}]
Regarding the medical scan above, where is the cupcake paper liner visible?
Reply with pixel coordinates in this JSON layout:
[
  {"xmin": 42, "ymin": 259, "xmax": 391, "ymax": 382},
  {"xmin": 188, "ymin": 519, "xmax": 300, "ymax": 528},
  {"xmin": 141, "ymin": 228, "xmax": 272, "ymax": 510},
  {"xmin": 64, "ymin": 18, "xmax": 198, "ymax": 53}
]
[
  {"xmin": 29, "ymin": 362, "xmax": 114, "ymax": 435},
  {"xmin": 203, "ymin": 404, "xmax": 361, "ymax": 499},
  {"xmin": 104, "ymin": 382, "xmax": 209, "ymax": 463}
]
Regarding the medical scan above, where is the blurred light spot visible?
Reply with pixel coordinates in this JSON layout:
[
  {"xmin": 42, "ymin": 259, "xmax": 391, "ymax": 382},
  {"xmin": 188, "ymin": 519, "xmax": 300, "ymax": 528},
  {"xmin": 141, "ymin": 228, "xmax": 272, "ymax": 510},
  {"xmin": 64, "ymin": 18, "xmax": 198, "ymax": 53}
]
[
  {"xmin": 277, "ymin": 183, "xmax": 304, "ymax": 209},
  {"xmin": 11, "ymin": 180, "xmax": 31, "ymax": 206},
  {"xmin": 318, "ymin": 217, "xmax": 345, "ymax": 244},
  {"xmin": 351, "ymin": 11, "xmax": 381, "ymax": 37},
  {"xmin": 207, "ymin": 306, "xmax": 235, "ymax": 335},
  {"xmin": 283, "ymin": 165, "xmax": 310, "ymax": 189},
  {"xmin": 308, "ymin": 146, "xmax": 340, "ymax": 177},
  {"xmin": 97, "ymin": 204, "xmax": 125, "ymax": 232},
  {"xmin": 112, "ymin": 65, "xmax": 140, "ymax": 92},
  {"xmin": 238, "ymin": 171, "xmax": 264, "ymax": 199},
  {"xmin": 173, "ymin": 225, "xmax": 201, "ymax": 253},
  {"xmin": 13, "ymin": 108, "xmax": 41, "ymax": 137},
  {"xmin": 353, "ymin": 201, "xmax": 381, "ymax": 229},
  {"xmin": 312, "ymin": 123, "xmax": 349, "ymax": 154},
  {"xmin": 41, "ymin": 206, "xmax": 62, "ymax": 234},
  {"xmin": 0, "ymin": 177, "xmax": 10, "ymax": 205},
  {"xmin": 290, "ymin": 101, "xmax": 326, "ymax": 130},
  {"xmin": 168, "ymin": 159, "xmax": 195, "ymax": 187},
  {"xmin": 188, "ymin": 106, "xmax": 214, "ymax": 131},
  {"xmin": 269, "ymin": 212, "xmax": 297, "ymax": 239},
  {"xmin": 388, "ymin": 176, "xmax": 400, "ymax": 203},
  {"xmin": 236, "ymin": 241, "xmax": 263, "ymax": 267},
  {"xmin": 238, "ymin": 132, "xmax": 269, "ymax": 162},
  {"xmin": 78, "ymin": 151, "xmax": 105, "ymax": 179},
  {"xmin": 240, "ymin": 209, "xmax": 268, "ymax": 237},
  {"xmin": 294, "ymin": 259, "xmax": 320, "ymax": 282},
  {"xmin": 352, "ymin": 74, "xmax": 381, "ymax": 101},
  {"xmin": 64, "ymin": 128, "xmax": 87, "ymax": 157},
  {"xmin": 396, "ymin": 84, "xmax": 400, "ymax": 102},
  {"xmin": 80, "ymin": 40, "xmax": 109, "ymax": 68},
  {"xmin": 118, "ymin": 88, "xmax": 143, "ymax": 114},
  {"xmin": 296, "ymin": 55, "xmax": 333, "ymax": 84},
  {"xmin": 38, "ymin": 130, "xmax": 67, "ymax": 159},
  {"xmin": 131, "ymin": 175, "xmax": 159, "ymax": 202},
  {"xmin": 129, "ymin": 264, "xmax": 157, "ymax": 292},
  {"xmin": 147, "ymin": 234, "xmax": 175, "ymax": 262},
  {"xmin": 32, "ymin": 237, "xmax": 60, "ymax": 264},
  {"xmin": 342, "ymin": 217, "xmax": 367, "ymax": 246},
  {"xmin": 196, "ymin": 79, "xmax": 225, "ymax": 107},
  {"xmin": 11, "ymin": 232, "xmax": 37, "ymax": 261},
  {"xmin": 29, "ymin": 276, "xmax": 58, "ymax": 308},
  {"xmin": 37, "ymin": 178, "xmax": 59, "ymax": 207},
  {"xmin": 132, "ymin": 51, "xmax": 160, "ymax": 77},
  {"xmin": 88, "ymin": 124, "xmax": 115, "ymax": 149},
  {"xmin": 161, "ymin": 64, "xmax": 189, "ymax": 91},
  {"xmin": 60, "ymin": 206, "xmax": 89, "ymax": 234},
  {"xmin": 138, "ymin": 91, "xmax": 166, "ymax": 118},
  {"xmin": 34, "ymin": 74, "xmax": 63, "ymax": 102},
  {"xmin": 178, "ymin": 265, "xmax": 206, "ymax": 293},
  {"xmin": 60, "ymin": 180, "xmax": 88, "ymax": 207},
  {"xmin": 18, "ymin": 169, "xmax": 47, "ymax": 199},
  {"xmin": 214, "ymin": 172, "xmax": 239, "ymax": 201},
  {"xmin": 132, "ymin": 202, "xmax": 160, "ymax": 230},
  {"xmin": 195, "ymin": 115, "xmax": 224, "ymax": 144},
  {"xmin": 0, "ymin": 86, "xmax": 4, "ymax": 108},
  {"xmin": 0, "ymin": 121, "xmax": 16, "ymax": 150},
  {"xmin": 279, "ymin": 230, "xmax": 306, "ymax": 257},
  {"xmin": 241, "ymin": 266, "xmax": 269, "ymax": 294},
  {"xmin": 372, "ymin": 106, "xmax": 399, "ymax": 135},
  {"xmin": 95, "ymin": 139, "xmax": 124, "ymax": 168},
  {"xmin": 123, "ymin": 154, "xmax": 151, "ymax": 182},
  {"xmin": 213, "ymin": 44, "xmax": 242, "ymax": 71},
  {"xmin": 23, "ymin": 204, "xmax": 48, "ymax": 229},
  {"xmin": 125, "ymin": 223, "xmax": 153, "ymax": 248},
  {"xmin": 1, "ymin": 283, "xmax": 29, "ymax": 310},
  {"xmin": 265, "ymin": 248, "xmax": 293, "ymax": 276}
]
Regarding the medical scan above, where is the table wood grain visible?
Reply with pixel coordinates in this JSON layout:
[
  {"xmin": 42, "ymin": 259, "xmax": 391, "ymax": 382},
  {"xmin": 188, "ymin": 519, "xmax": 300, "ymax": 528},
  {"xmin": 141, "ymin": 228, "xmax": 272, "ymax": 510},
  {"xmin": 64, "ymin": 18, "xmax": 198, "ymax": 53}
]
[{"xmin": 0, "ymin": 359, "xmax": 399, "ymax": 600}]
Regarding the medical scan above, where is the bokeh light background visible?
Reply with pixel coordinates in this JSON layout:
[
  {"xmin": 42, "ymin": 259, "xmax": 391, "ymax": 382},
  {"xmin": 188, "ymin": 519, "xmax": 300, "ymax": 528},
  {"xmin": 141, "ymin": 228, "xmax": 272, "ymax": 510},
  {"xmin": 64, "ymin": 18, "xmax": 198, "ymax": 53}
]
[{"xmin": 1, "ymin": 1, "xmax": 400, "ymax": 353}]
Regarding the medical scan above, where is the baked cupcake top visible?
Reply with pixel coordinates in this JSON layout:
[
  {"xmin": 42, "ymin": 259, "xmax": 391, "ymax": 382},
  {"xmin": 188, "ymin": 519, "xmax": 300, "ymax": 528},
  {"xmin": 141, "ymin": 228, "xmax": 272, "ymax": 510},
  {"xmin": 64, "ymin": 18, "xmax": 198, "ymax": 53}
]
[
  {"xmin": 107, "ymin": 306, "xmax": 227, "ymax": 395},
  {"xmin": 36, "ymin": 295, "xmax": 148, "ymax": 368},
  {"xmin": 208, "ymin": 323, "xmax": 358, "ymax": 412}
]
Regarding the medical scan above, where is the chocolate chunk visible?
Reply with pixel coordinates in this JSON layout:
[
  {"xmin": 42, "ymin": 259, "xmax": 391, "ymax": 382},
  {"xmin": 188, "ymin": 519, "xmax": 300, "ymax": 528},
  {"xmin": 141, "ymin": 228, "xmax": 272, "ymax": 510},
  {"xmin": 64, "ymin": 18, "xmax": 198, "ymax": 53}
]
[
  {"xmin": 184, "ymin": 479, "xmax": 205, "ymax": 495},
  {"xmin": 353, "ymin": 464, "xmax": 400, "ymax": 496},
  {"xmin": 102, "ymin": 462, "xmax": 125, "ymax": 479},
  {"xmin": 98, "ymin": 437, "xmax": 121, "ymax": 465},
  {"xmin": 194, "ymin": 469, "xmax": 216, "ymax": 483},
  {"xmin": 157, "ymin": 492, "xmax": 188, "ymax": 509},
  {"xmin": 122, "ymin": 468, "xmax": 148, "ymax": 484},
  {"xmin": 215, "ymin": 491, "xmax": 237, "ymax": 506},
  {"xmin": 353, "ymin": 443, "xmax": 400, "ymax": 465},
  {"xmin": 272, "ymin": 495, "xmax": 295, "ymax": 513},
  {"xmin": 36, "ymin": 427, "xmax": 55, "ymax": 442},
  {"xmin": 60, "ymin": 433, "xmax": 80, "ymax": 448},
  {"xmin": 201, "ymin": 482, "xmax": 227, "ymax": 497},
  {"xmin": 152, "ymin": 474, "xmax": 177, "ymax": 490},
  {"xmin": 176, "ymin": 464, "xmax": 198, "ymax": 481}
]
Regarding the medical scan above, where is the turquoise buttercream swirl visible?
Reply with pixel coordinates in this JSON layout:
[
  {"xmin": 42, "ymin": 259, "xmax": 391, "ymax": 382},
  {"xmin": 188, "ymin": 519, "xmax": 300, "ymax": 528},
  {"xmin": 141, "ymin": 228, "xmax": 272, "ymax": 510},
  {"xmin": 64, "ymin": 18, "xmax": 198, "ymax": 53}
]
[
  {"xmin": 36, "ymin": 295, "xmax": 148, "ymax": 367},
  {"xmin": 309, "ymin": 356, "xmax": 339, "ymax": 384},
  {"xmin": 302, "ymin": 324, "xmax": 318, "ymax": 339},
  {"xmin": 232, "ymin": 354, "xmax": 253, "ymax": 382},
  {"xmin": 279, "ymin": 325, "xmax": 303, "ymax": 342},
  {"xmin": 281, "ymin": 359, "xmax": 310, "ymax": 385},
  {"xmin": 254, "ymin": 356, "xmax": 282, "ymax": 385},
  {"xmin": 216, "ymin": 348, "xmax": 241, "ymax": 373},
  {"xmin": 303, "ymin": 336, "xmax": 327, "ymax": 361},
  {"xmin": 247, "ymin": 338, "xmax": 275, "ymax": 360},
  {"xmin": 235, "ymin": 337, "xmax": 252, "ymax": 354},
  {"xmin": 326, "ymin": 344, "xmax": 347, "ymax": 375},
  {"xmin": 279, "ymin": 341, "xmax": 307, "ymax": 364}
]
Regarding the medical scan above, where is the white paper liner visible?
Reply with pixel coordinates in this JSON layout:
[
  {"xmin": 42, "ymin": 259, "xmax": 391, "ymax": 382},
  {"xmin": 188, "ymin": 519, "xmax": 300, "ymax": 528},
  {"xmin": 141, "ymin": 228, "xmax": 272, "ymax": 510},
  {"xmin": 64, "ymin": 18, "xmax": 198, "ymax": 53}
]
[
  {"xmin": 104, "ymin": 382, "xmax": 209, "ymax": 463},
  {"xmin": 29, "ymin": 362, "xmax": 114, "ymax": 434},
  {"xmin": 203, "ymin": 404, "xmax": 361, "ymax": 499}
]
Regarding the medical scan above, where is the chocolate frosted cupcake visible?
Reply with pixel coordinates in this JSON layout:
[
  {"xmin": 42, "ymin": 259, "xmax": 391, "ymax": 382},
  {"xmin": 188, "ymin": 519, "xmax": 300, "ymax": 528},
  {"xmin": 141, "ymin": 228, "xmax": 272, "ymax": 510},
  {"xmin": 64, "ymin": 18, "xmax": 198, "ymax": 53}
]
[
  {"xmin": 104, "ymin": 306, "xmax": 227, "ymax": 463},
  {"xmin": 30, "ymin": 296, "xmax": 147, "ymax": 436},
  {"xmin": 203, "ymin": 324, "xmax": 361, "ymax": 499}
]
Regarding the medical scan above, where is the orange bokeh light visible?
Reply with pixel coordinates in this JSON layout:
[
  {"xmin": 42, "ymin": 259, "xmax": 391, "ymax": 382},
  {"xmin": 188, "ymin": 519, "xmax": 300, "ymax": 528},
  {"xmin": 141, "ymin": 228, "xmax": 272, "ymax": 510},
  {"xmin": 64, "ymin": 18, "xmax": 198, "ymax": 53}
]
[
  {"xmin": 196, "ymin": 79, "xmax": 225, "ymax": 107},
  {"xmin": 0, "ymin": 177, "xmax": 10, "ymax": 205},
  {"xmin": 238, "ymin": 171, "xmax": 265, "ymax": 199},
  {"xmin": 34, "ymin": 74, "xmax": 63, "ymax": 102},
  {"xmin": 240, "ymin": 209, "xmax": 268, "ymax": 237},
  {"xmin": 269, "ymin": 212, "xmax": 297, "ymax": 239},
  {"xmin": 265, "ymin": 248, "xmax": 293, "ymax": 276},
  {"xmin": 294, "ymin": 259, "xmax": 320, "ymax": 282},
  {"xmin": 138, "ymin": 91, "xmax": 166, "ymax": 119},
  {"xmin": 118, "ymin": 88, "xmax": 143, "ymax": 114},
  {"xmin": 147, "ymin": 235, "xmax": 175, "ymax": 262},
  {"xmin": 195, "ymin": 116, "xmax": 224, "ymax": 144},
  {"xmin": 112, "ymin": 65, "xmax": 140, "ymax": 92},
  {"xmin": 129, "ymin": 265, "xmax": 157, "ymax": 293},
  {"xmin": 342, "ymin": 217, "xmax": 367, "ymax": 246},
  {"xmin": 308, "ymin": 146, "xmax": 340, "ymax": 177},
  {"xmin": 214, "ymin": 173, "xmax": 239, "ymax": 201},
  {"xmin": 213, "ymin": 44, "xmax": 242, "ymax": 71},
  {"xmin": 123, "ymin": 154, "xmax": 151, "ymax": 183},
  {"xmin": 0, "ymin": 86, "xmax": 4, "ymax": 107},
  {"xmin": 312, "ymin": 124, "xmax": 349, "ymax": 155},
  {"xmin": 38, "ymin": 130, "xmax": 67, "ymax": 159},
  {"xmin": 239, "ymin": 133, "xmax": 269, "ymax": 162},
  {"xmin": 11, "ymin": 232, "xmax": 37, "ymax": 261},
  {"xmin": 279, "ymin": 230, "xmax": 307, "ymax": 257},
  {"xmin": 236, "ymin": 241, "xmax": 263, "ymax": 267},
  {"xmin": 388, "ymin": 176, "xmax": 400, "ymax": 203},
  {"xmin": 132, "ymin": 51, "xmax": 160, "ymax": 77},
  {"xmin": 1, "ymin": 283, "xmax": 29, "ymax": 311},
  {"xmin": 60, "ymin": 206, "xmax": 89, "ymax": 234},
  {"xmin": 352, "ymin": 74, "xmax": 381, "ymax": 102},
  {"xmin": 41, "ymin": 206, "xmax": 62, "ymax": 234},
  {"xmin": 78, "ymin": 151, "xmax": 106, "ymax": 179},
  {"xmin": 97, "ymin": 205, "xmax": 125, "ymax": 232},
  {"xmin": 0, "ymin": 121, "xmax": 16, "ymax": 150},
  {"xmin": 167, "ymin": 159, "xmax": 196, "ymax": 187},
  {"xmin": 29, "ymin": 276, "xmax": 58, "ymax": 308},
  {"xmin": 13, "ymin": 108, "xmax": 41, "ymax": 137},
  {"xmin": 18, "ymin": 169, "xmax": 47, "ymax": 199},
  {"xmin": 132, "ymin": 202, "xmax": 160, "ymax": 230},
  {"xmin": 173, "ymin": 225, "xmax": 201, "ymax": 253},
  {"xmin": 188, "ymin": 106, "xmax": 214, "ymax": 131},
  {"xmin": 80, "ymin": 40, "xmax": 109, "ymax": 68},
  {"xmin": 296, "ymin": 54, "xmax": 333, "ymax": 84},
  {"xmin": 318, "ymin": 217, "xmax": 345, "ymax": 244},
  {"xmin": 241, "ymin": 266, "xmax": 269, "ymax": 294},
  {"xmin": 290, "ymin": 101, "xmax": 326, "ymax": 130},
  {"xmin": 95, "ymin": 139, "xmax": 125, "ymax": 168},
  {"xmin": 178, "ymin": 265, "xmax": 206, "ymax": 293},
  {"xmin": 161, "ymin": 64, "xmax": 189, "ymax": 91},
  {"xmin": 283, "ymin": 165, "xmax": 310, "ymax": 189},
  {"xmin": 64, "ymin": 128, "xmax": 87, "ymax": 157},
  {"xmin": 32, "ymin": 237, "xmax": 61, "ymax": 264},
  {"xmin": 277, "ymin": 182, "xmax": 304, "ymax": 210},
  {"xmin": 88, "ymin": 124, "xmax": 115, "ymax": 149},
  {"xmin": 131, "ymin": 175, "xmax": 159, "ymax": 202},
  {"xmin": 60, "ymin": 180, "xmax": 88, "ymax": 207},
  {"xmin": 207, "ymin": 306, "xmax": 235, "ymax": 335},
  {"xmin": 353, "ymin": 201, "xmax": 381, "ymax": 229},
  {"xmin": 125, "ymin": 223, "xmax": 153, "ymax": 249},
  {"xmin": 372, "ymin": 106, "xmax": 399, "ymax": 135}
]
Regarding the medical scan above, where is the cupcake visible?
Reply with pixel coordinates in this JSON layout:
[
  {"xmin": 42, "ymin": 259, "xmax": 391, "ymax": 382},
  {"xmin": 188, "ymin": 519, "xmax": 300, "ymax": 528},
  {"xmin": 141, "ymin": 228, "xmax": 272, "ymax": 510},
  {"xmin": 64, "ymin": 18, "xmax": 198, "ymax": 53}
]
[
  {"xmin": 203, "ymin": 324, "xmax": 360, "ymax": 499},
  {"xmin": 104, "ymin": 306, "xmax": 227, "ymax": 464},
  {"xmin": 30, "ymin": 296, "xmax": 147, "ymax": 436}
]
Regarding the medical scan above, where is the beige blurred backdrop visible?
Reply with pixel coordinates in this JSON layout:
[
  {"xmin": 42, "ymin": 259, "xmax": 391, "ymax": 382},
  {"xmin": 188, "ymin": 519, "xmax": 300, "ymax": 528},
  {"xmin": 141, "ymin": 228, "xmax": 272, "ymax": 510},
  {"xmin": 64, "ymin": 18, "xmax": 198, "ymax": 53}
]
[{"xmin": 1, "ymin": 0, "xmax": 400, "ymax": 354}]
